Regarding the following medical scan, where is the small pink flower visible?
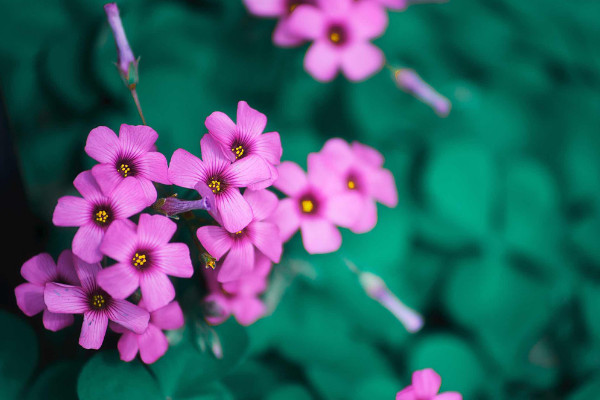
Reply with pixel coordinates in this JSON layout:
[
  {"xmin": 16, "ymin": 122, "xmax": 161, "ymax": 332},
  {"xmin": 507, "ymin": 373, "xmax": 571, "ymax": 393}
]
[
  {"xmin": 206, "ymin": 101, "xmax": 282, "ymax": 189},
  {"xmin": 113, "ymin": 300, "xmax": 184, "ymax": 364},
  {"xmin": 97, "ymin": 213, "xmax": 194, "ymax": 312},
  {"xmin": 44, "ymin": 256, "xmax": 149, "ymax": 350},
  {"xmin": 52, "ymin": 171, "xmax": 147, "ymax": 263},
  {"xmin": 15, "ymin": 250, "xmax": 80, "ymax": 331},
  {"xmin": 197, "ymin": 189, "xmax": 282, "ymax": 282},
  {"xmin": 396, "ymin": 369, "xmax": 462, "ymax": 400},
  {"xmin": 85, "ymin": 124, "xmax": 170, "ymax": 205},
  {"xmin": 168, "ymin": 134, "xmax": 271, "ymax": 233},
  {"xmin": 285, "ymin": 0, "xmax": 388, "ymax": 82},
  {"xmin": 310, "ymin": 138, "xmax": 397, "ymax": 233},
  {"xmin": 271, "ymin": 160, "xmax": 362, "ymax": 254}
]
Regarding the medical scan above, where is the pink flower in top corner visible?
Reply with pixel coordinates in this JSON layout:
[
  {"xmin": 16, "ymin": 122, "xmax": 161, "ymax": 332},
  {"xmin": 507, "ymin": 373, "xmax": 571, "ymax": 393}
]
[
  {"xmin": 44, "ymin": 256, "xmax": 149, "ymax": 349},
  {"xmin": 243, "ymin": 0, "xmax": 317, "ymax": 47},
  {"xmin": 97, "ymin": 213, "xmax": 194, "ymax": 312},
  {"xmin": 285, "ymin": 0, "xmax": 388, "ymax": 82},
  {"xmin": 15, "ymin": 250, "xmax": 80, "ymax": 331},
  {"xmin": 85, "ymin": 124, "xmax": 170, "ymax": 205},
  {"xmin": 206, "ymin": 101, "xmax": 282, "ymax": 190},
  {"xmin": 168, "ymin": 134, "xmax": 271, "ymax": 233},
  {"xmin": 52, "ymin": 171, "xmax": 147, "ymax": 264},
  {"xmin": 311, "ymin": 138, "xmax": 397, "ymax": 233},
  {"xmin": 271, "ymin": 160, "xmax": 362, "ymax": 254},
  {"xmin": 371, "ymin": 0, "xmax": 408, "ymax": 11},
  {"xmin": 197, "ymin": 189, "xmax": 282, "ymax": 282},
  {"xmin": 113, "ymin": 300, "xmax": 184, "ymax": 364},
  {"xmin": 396, "ymin": 369, "xmax": 462, "ymax": 400}
]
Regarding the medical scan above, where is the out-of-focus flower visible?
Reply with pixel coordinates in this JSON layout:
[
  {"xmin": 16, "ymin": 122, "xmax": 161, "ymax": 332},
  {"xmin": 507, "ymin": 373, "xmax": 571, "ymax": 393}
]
[
  {"xmin": 310, "ymin": 138, "xmax": 397, "ymax": 233},
  {"xmin": 285, "ymin": 0, "xmax": 388, "ymax": 82},
  {"xmin": 52, "ymin": 171, "xmax": 146, "ymax": 263},
  {"xmin": 206, "ymin": 101, "xmax": 282, "ymax": 189},
  {"xmin": 271, "ymin": 161, "xmax": 361, "ymax": 254},
  {"xmin": 85, "ymin": 124, "xmax": 170, "ymax": 205},
  {"xmin": 197, "ymin": 189, "xmax": 282, "ymax": 282},
  {"xmin": 97, "ymin": 213, "xmax": 193, "ymax": 312},
  {"xmin": 44, "ymin": 256, "xmax": 149, "ymax": 349},
  {"xmin": 368, "ymin": 0, "xmax": 408, "ymax": 11},
  {"xmin": 394, "ymin": 68, "xmax": 451, "ymax": 117},
  {"xmin": 15, "ymin": 251, "xmax": 80, "ymax": 331},
  {"xmin": 104, "ymin": 3, "xmax": 138, "ymax": 88},
  {"xmin": 396, "ymin": 369, "xmax": 462, "ymax": 400},
  {"xmin": 113, "ymin": 300, "xmax": 184, "ymax": 364},
  {"xmin": 168, "ymin": 134, "xmax": 271, "ymax": 233}
]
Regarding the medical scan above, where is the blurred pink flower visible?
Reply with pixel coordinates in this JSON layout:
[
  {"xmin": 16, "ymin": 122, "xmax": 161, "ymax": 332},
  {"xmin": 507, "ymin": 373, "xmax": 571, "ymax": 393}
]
[{"xmin": 396, "ymin": 369, "xmax": 462, "ymax": 400}]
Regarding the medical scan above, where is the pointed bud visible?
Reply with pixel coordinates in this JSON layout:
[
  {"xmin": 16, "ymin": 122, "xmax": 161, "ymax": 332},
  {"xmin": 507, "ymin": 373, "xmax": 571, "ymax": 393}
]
[
  {"xmin": 104, "ymin": 3, "xmax": 138, "ymax": 89},
  {"xmin": 201, "ymin": 253, "xmax": 217, "ymax": 270},
  {"xmin": 153, "ymin": 194, "xmax": 212, "ymax": 219},
  {"xmin": 393, "ymin": 68, "xmax": 451, "ymax": 117}
]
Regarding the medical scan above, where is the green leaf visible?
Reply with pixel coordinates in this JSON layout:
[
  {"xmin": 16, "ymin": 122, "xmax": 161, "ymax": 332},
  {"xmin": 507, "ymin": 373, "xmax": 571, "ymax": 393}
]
[{"xmin": 26, "ymin": 361, "xmax": 79, "ymax": 400}]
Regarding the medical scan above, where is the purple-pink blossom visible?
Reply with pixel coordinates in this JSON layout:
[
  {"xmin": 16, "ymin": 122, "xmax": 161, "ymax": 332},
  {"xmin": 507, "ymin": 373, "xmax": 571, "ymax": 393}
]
[
  {"xmin": 396, "ymin": 369, "xmax": 462, "ymax": 400},
  {"xmin": 15, "ymin": 250, "xmax": 80, "ymax": 331},
  {"xmin": 52, "ymin": 171, "xmax": 147, "ymax": 263},
  {"xmin": 113, "ymin": 300, "xmax": 184, "ymax": 364},
  {"xmin": 168, "ymin": 134, "xmax": 271, "ymax": 233},
  {"xmin": 97, "ymin": 213, "xmax": 194, "ymax": 312},
  {"xmin": 285, "ymin": 0, "xmax": 388, "ymax": 82},
  {"xmin": 85, "ymin": 124, "xmax": 171, "ymax": 205},
  {"xmin": 197, "ymin": 189, "xmax": 282, "ymax": 282},
  {"xmin": 44, "ymin": 256, "xmax": 149, "ymax": 350},
  {"xmin": 271, "ymin": 160, "xmax": 362, "ymax": 254},
  {"xmin": 205, "ymin": 101, "xmax": 282, "ymax": 189}
]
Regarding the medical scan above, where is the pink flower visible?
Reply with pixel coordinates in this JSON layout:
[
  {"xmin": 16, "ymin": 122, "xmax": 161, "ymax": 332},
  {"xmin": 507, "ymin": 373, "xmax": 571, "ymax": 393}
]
[
  {"xmin": 52, "ymin": 171, "xmax": 147, "ymax": 263},
  {"xmin": 271, "ymin": 160, "xmax": 362, "ymax": 254},
  {"xmin": 285, "ymin": 0, "xmax": 388, "ymax": 82},
  {"xmin": 205, "ymin": 101, "xmax": 282, "ymax": 189},
  {"xmin": 44, "ymin": 256, "xmax": 149, "ymax": 350},
  {"xmin": 85, "ymin": 124, "xmax": 170, "ymax": 205},
  {"xmin": 168, "ymin": 134, "xmax": 271, "ymax": 233},
  {"xmin": 14, "ymin": 250, "xmax": 80, "ymax": 331},
  {"xmin": 310, "ymin": 138, "xmax": 398, "ymax": 233},
  {"xmin": 396, "ymin": 369, "xmax": 462, "ymax": 400},
  {"xmin": 243, "ymin": 0, "xmax": 317, "ymax": 47},
  {"xmin": 97, "ymin": 213, "xmax": 194, "ymax": 312},
  {"xmin": 113, "ymin": 300, "xmax": 184, "ymax": 364},
  {"xmin": 197, "ymin": 189, "xmax": 282, "ymax": 282}
]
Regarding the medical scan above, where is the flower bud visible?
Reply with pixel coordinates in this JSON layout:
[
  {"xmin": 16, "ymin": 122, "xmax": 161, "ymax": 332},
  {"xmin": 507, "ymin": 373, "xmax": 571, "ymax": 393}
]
[
  {"xmin": 394, "ymin": 68, "xmax": 451, "ymax": 117},
  {"xmin": 153, "ymin": 195, "xmax": 212, "ymax": 219},
  {"xmin": 104, "ymin": 3, "xmax": 138, "ymax": 89}
]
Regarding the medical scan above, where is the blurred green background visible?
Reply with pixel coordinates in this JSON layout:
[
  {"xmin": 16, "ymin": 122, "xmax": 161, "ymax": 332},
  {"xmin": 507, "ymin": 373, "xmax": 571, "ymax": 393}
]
[{"xmin": 2, "ymin": 0, "xmax": 600, "ymax": 399}]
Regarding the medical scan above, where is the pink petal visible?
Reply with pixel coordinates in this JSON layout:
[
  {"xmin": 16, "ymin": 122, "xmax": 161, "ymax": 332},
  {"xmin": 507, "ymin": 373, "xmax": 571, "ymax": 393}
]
[
  {"xmin": 246, "ymin": 221, "xmax": 282, "ymax": 263},
  {"xmin": 138, "ymin": 178, "xmax": 158, "ymax": 206},
  {"xmin": 201, "ymin": 134, "xmax": 230, "ymax": 165},
  {"xmin": 110, "ymin": 177, "xmax": 148, "ymax": 219},
  {"xmin": 44, "ymin": 283, "xmax": 88, "ymax": 314},
  {"xmin": 300, "ymin": 218, "xmax": 342, "ymax": 254},
  {"xmin": 396, "ymin": 386, "xmax": 417, "ymax": 400},
  {"xmin": 108, "ymin": 298, "xmax": 150, "ymax": 333},
  {"xmin": 352, "ymin": 141, "xmax": 384, "ymax": 167},
  {"xmin": 236, "ymin": 101, "xmax": 267, "ymax": 139},
  {"xmin": 74, "ymin": 171, "xmax": 104, "ymax": 202},
  {"xmin": 85, "ymin": 126, "xmax": 120, "ymax": 164},
  {"xmin": 350, "ymin": 197, "xmax": 377, "ymax": 233},
  {"xmin": 349, "ymin": 1, "xmax": 388, "ymax": 40},
  {"xmin": 305, "ymin": 41, "xmax": 341, "ymax": 82},
  {"xmin": 97, "ymin": 263, "xmax": 140, "ymax": 299},
  {"xmin": 252, "ymin": 131, "xmax": 282, "ymax": 165},
  {"xmin": 118, "ymin": 331, "xmax": 139, "ymax": 362},
  {"xmin": 245, "ymin": 161, "xmax": 277, "ymax": 190},
  {"xmin": 72, "ymin": 223, "xmax": 105, "ymax": 264},
  {"xmin": 73, "ymin": 257, "xmax": 102, "ymax": 292},
  {"xmin": 228, "ymin": 155, "xmax": 272, "ymax": 188},
  {"xmin": 205, "ymin": 111, "xmax": 237, "ymax": 160},
  {"xmin": 307, "ymin": 152, "xmax": 346, "ymax": 193},
  {"xmin": 80, "ymin": 311, "xmax": 109, "ymax": 349},
  {"xmin": 325, "ymin": 191, "xmax": 363, "ymax": 228},
  {"xmin": 244, "ymin": 189, "xmax": 279, "ymax": 221},
  {"xmin": 137, "ymin": 213, "xmax": 176, "ymax": 248},
  {"xmin": 153, "ymin": 243, "xmax": 194, "ymax": 278},
  {"xmin": 43, "ymin": 309, "xmax": 74, "ymax": 332},
  {"xmin": 319, "ymin": 138, "xmax": 354, "ymax": 172},
  {"xmin": 231, "ymin": 296, "xmax": 266, "ymax": 326},
  {"xmin": 56, "ymin": 250, "xmax": 80, "ymax": 285},
  {"xmin": 100, "ymin": 219, "xmax": 137, "ymax": 262},
  {"xmin": 412, "ymin": 368, "xmax": 442, "ymax": 398},
  {"xmin": 91, "ymin": 163, "xmax": 124, "ymax": 198},
  {"xmin": 138, "ymin": 324, "xmax": 169, "ymax": 364},
  {"xmin": 168, "ymin": 149, "xmax": 205, "ymax": 189},
  {"xmin": 341, "ymin": 42, "xmax": 384, "ymax": 82},
  {"xmin": 203, "ymin": 293, "xmax": 231, "ymax": 325},
  {"xmin": 286, "ymin": 5, "xmax": 326, "ymax": 40},
  {"xmin": 119, "ymin": 124, "xmax": 158, "ymax": 155},
  {"xmin": 52, "ymin": 196, "xmax": 92, "ymax": 227},
  {"xmin": 316, "ymin": 0, "xmax": 351, "ymax": 14},
  {"xmin": 216, "ymin": 189, "xmax": 253, "ymax": 233},
  {"xmin": 21, "ymin": 253, "xmax": 56, "ymax": 285},
  {"xmin": 435, "ymin": 392, "xmax": 463, "ymax": 400},
  {"xmin": 273, "ymin": 161, "xmax": 308, "ymax": 196},
  {"xmin": 137, "ymin": 152, "xmax": 171, "ymax": 184},
  {"xmin": 273, "ymin": 19, "xmax": 305, "ymax": 47},
  {"xmin": 243, "ymin": 0, "xmax": 285, "ymax": 16},
  {"xmin": 150, "ymin": 301, "xmax": 184, "ymax": 331},
  {"xmin": 15, "ymin": 283, "xmax": 45, "ymax": 316},
  {"xmin": 139, "ymin": 272, "xmax": 175, "ymax": 312},
  {"xmin": 270, "ymin": 198, "xmax": 301, "ymax": 242},
  {"xmin": 197, "ymin": 225, "xmax": 234, "ymax": 260},
  {"xmin": 368, "ymin": 167, "xmax": 398, "ymax": 207},
  {"xmin": 217, "ymin": 240, "xmax": 255, "ymax": 283}
]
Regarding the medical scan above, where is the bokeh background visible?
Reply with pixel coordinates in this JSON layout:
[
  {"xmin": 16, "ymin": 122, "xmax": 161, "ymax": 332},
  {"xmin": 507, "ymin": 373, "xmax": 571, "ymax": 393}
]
[{"xmin": 2, "ymin": 0, "xmax": 600, "ymax": 399}]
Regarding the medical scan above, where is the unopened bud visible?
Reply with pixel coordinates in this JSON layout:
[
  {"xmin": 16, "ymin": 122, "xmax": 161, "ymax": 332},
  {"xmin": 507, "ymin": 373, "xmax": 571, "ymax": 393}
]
[
  {"xmin": 104, "ymin": 3, "xmax": 138, "ymax": 89},
  {"xmin": 153, "ymin": 194, "xmax": 212, "ymax": 219},
  {"xmin": 394, "ymin": 68, "xmax": 451, "ymax": 117}
]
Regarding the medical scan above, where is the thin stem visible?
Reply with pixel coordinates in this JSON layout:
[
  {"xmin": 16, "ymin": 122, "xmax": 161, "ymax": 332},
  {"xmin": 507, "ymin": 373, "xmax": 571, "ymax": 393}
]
[{"xmin": 130, "ymin": 87, "xmax": 146, "ymax": 125}]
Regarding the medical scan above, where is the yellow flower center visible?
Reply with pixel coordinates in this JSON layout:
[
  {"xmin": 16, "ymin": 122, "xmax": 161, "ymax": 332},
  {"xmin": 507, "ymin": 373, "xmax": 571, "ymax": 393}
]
[
  {"xmin": 208, "ymin": 180, "xmax": 222, "ymax": 194},
  {"xmin": 132, "ymin": 252, "xmax": 147, "ymax": 268},
  {"xmin": 347, "ymin": 180, "xmax": 356, "ymax": 190},
  {"xmin": 329, "ymin": 32, "xmax": 341, "ymax": 44},
  {"xmin": 91, "ymin": 294, "xmax": 106, "ymax": 309},
  {"xmin": 95, "ymin": 210, "xmax": 109, "ymax": 224},
  {"xmin": 118, "ymin": 163, "xmax": 131, "ymax": 177},
  {"xmin": 301, "ymin": 199, "xmax": 314, "ymax": 213},
  {"xmin": 231, "ymin": 145, "xmax": 245, "ymax": 159}
]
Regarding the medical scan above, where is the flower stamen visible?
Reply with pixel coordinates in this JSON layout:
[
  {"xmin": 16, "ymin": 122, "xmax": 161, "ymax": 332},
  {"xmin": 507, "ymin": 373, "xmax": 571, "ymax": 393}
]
[
  {"xmin": 231, "ymin": 145, "xmax": 245, "ymax": 160},
  {"xmin": 95, "ymin": 210, "xmax": 109, "ymax": 224},
  {"xmin": 132, "ymin": 252, "xmax": 147, "ymax": 268},
  {"xmin": 208, "ymin": 180, "xmax": 222, "ymax": 194},
  {"xmin": 118, "ymin": 163, "xmax": 131, "ymax": 177}
]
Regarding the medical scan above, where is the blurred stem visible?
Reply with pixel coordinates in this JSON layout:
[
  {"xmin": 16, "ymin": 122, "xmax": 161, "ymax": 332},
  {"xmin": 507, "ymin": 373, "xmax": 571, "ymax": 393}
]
[{"xmin": 130, "ymin": 87, "xmax": 146, "ymax": 125}]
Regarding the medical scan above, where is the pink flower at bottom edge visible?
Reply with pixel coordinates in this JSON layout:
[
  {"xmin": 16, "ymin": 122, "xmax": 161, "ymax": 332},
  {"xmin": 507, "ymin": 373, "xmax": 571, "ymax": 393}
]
[{"xmin": 396, "ymin": 369, "xmax": 463, "ymax": 400}]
